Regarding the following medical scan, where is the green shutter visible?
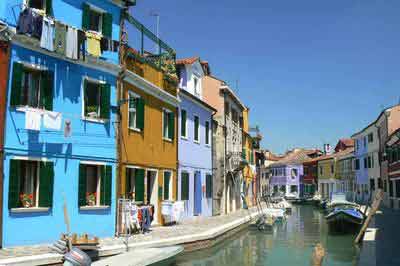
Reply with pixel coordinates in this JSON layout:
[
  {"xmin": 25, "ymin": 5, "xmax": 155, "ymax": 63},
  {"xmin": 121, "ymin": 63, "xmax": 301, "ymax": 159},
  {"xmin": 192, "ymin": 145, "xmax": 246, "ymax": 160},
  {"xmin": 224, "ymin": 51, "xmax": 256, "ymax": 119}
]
[
  {"xmin": 40, "ymin": 70, "xmax": 54, "ymax": 111},
  {"xmin": 8, "ymin": 160, "xmax": 21, "ymax": 209},
  {"xmin": 100, "ymin": 83, "xmax": 111, "ymax": 119},
  {"xmin": 82, "ymin": 3, "xmax": 90, "ymax": 30},
  {"xmin": 45, "ymin": 0, "xmax": 53, "ymax": 16},
  {"xmin": 135, "ymin": 169, "xmax": 145, "ymax": 202},
  {"xmin": 101, "ymin": 165, "xmax": 112, "ymax": 206},
  {"xmin": 78, "ymin": 164, "xmax": 87, "ymax": 207},
  {"xmin": 181, "ymin": 110, "xmax": 186, "ymax": 137},
  {"xmin": 242, "ymin": 148, "xmax": 246, "ymax": 160},
  {"xmin": 10, "ymin": 62, "xmax": 23, "ymax": 107},
  {"xmin": 125, "ymin": 167, "xmax": 131, "ymax": 197},
  {"xmin": 206, "ymin": 174, "xmax": 212, "ymax": 198},
  {"xmin": 164, "ymin": 172, "xmax": 170, "ymax": 200},
  {"xmin": 194, "ymin": 117, "xmax": 199, "ymax": 141},
  {"xmin": 250, "ymin": 150, "xmax": 254, "ymax": 164},
  {"xmin": 136, "ymin": 98, "xmax": 145, "ymax": 130},
  {"xmin": 102, "ymin": 13, "xmax": 113, "ymax": 38},
  {"xmin": 181, "ymin": 173, "xmax": 188, "ymax": 200},
  {"xmin": 168, "ymin": 112, "xmax": 175, "ymax": 140},
  {"xmin": 39, "ymin": 161, "xmax": 54, "ymax": 208}
]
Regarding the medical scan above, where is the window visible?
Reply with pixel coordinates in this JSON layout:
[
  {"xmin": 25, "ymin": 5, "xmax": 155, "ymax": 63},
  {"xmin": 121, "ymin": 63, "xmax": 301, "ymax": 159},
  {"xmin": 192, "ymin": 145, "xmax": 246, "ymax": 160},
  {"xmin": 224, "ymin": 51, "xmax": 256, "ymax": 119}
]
[
  {"xmin": 367, "ymin": 156, "xmax": 373, "ymax": 168},
  {"xmin": 364, "ymin": 157, "xmax": 368, "ymax": 169},
  {"xmin": 28, "ymin": 0, "xmax": 45, "ymax": 9},
  {"xmin": 370, "ymin": 179, "xmax": 375, "ymax": 191},
  {"xmin": 290, "ymin": 185, "xmax": 298, "ymax": 193},
  {"xmin": 78, "ymin": 164, "xmax": 111, "ymax": 207},
  {"xmin": 163, "ymin": 171, "xmax": 172, "ymax": 200},
  {"xmin": 330, "ymin": 164, "xmax": 334, "ymax": 174},
  {"xmin": 279, "ymin": 185, "xmax": 286, "ymax": 193},
  {"xmin": 389, "ymin": 180, "xmax": 394, "ymax": 197},
  {"xmin": 181, "ymin": 109, "xmax": 187, "ymax": 138},
  {"xmin": 10, "ymin": 63, "xmax": 54, "ymax": 110},
  {"xmin": 125, "ymin": 168, "xmax": 145, "ymax": 202},
  {"xmin": 319, "ymin": 166, "xmax": 323, "ymax": 175},
  {"xmin": 355, "ymin": 159, "xmax": 360, "ymax": 170},
  {"xmin": 194, "ymin": 115, "xmax": 200, "ymax": 142},
  {"xmin": 396, "ymin": 180, "xmax": 400, "ymax": 198},
  {"xmin": 181, "ymin": 172, "xmax": 189, "ymax": 201},
  {"xmin": 364, "ymin": 136, "xmax": 367, "ymax": 148},
  {"xmin": 82, "ymin": 3, "xmax": 113, "ymax": 38},
  {"xmin": 304, "ymin": 166, "xmax": 309, "ymax": 176},
  {"xmin": 83, "ymin": 79, "xmax": 110, "ymax": 120},
  {"xmin": 231, "ymin": 109, "xmax": 238, "ymax": 124},
  {"xmin": 356, "ymin": 139, "xmax": 359, "ymax": 152},
  {"xmin": 205, "ymin": 121, "xmax": 210, "ymax": 145},
  {"xmin": 8, "ymin": 159, "xmax": 54, "ymax": 209},
  {"xmin": 378, "ymin": 178, "xmax": 383, "ymax": 189},
  {"xmin": 128, "ymin": 92, "xmax": 144, "ymax": 131},
  {"xmin": 273, "ymin": 185, "xmax": 278, "ymax": 193},
  {"xmin": 193, "ymin": 76, "xmax": 200, "ymax": 97},
  {"xmin": 206, "ymin": 174, "xmax": 212, "ymax": 198},
  {"xmin": 368, "ymin": 133, "xmax": 373, "ymax": 143},
  {"xmin": 224, "ymin": 102, "xmax": 230, "ymax": 116},
  {"xmin": 163, "ymin": 109, "xmax": 175, "ymax": 141},
  {"xmin": 291, "ymin": 169, "xmax": 298, "ymax": 179}
]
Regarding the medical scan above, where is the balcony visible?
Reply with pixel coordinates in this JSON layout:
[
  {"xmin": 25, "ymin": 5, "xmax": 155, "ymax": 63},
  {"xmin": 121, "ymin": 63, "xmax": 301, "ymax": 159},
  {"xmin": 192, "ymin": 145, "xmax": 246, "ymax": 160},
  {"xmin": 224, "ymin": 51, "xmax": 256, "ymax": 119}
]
[{"xmin": 124, "ymin": 13, "xmax": 178, "ymax": 96}]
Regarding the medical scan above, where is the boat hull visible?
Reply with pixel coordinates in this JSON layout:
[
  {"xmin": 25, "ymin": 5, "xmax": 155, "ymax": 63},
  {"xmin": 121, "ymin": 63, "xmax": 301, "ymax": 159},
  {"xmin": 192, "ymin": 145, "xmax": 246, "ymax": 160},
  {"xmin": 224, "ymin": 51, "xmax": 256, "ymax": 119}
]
[{"xmin": 326, "ymin": 209, "xmax": 364, "ymax": 232}]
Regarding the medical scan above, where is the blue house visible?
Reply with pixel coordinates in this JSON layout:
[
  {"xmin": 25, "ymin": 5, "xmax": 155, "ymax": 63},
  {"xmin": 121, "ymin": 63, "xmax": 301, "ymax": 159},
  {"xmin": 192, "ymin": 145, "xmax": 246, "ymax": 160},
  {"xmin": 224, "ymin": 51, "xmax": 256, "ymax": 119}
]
[
  {"xmin": 176, "ymin": 57, "xmax": 215, "ymax": 218},
  {"xmin": 0, "ymin": 0, "xmax": 128, "ymax": 247}
]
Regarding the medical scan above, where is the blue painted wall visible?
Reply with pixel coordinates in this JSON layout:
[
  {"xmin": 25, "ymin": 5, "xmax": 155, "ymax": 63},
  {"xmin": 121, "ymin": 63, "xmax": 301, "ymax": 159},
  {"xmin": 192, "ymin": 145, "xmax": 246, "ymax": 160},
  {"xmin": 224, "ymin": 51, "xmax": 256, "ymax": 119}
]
[
  {"xmin": 2, "ymin": 41, "xmax": 118, "ymax": 246},
  {"xmin": 178, "ymin": 93, "xmax": 213, "ymax": 218},
  {"xmin": 0, "ymin": 0, "xmax": 121, "ymax": 63}
]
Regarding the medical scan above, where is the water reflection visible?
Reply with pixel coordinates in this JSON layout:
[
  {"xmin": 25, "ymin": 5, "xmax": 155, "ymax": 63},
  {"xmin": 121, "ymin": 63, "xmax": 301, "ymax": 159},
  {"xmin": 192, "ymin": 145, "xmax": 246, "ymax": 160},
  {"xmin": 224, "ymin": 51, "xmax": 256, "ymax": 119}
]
[{"xmin": 165, "ymin": 205, "xmax": 360, "ymax": 266}]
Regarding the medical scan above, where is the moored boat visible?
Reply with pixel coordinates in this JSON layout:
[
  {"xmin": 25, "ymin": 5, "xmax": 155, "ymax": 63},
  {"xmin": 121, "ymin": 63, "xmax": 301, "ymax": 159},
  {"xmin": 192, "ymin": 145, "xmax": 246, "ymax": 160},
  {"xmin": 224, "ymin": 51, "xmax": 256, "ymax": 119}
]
[{"xmin": 325, "ymin": 207, "xmax": 364, "ymax": 232}]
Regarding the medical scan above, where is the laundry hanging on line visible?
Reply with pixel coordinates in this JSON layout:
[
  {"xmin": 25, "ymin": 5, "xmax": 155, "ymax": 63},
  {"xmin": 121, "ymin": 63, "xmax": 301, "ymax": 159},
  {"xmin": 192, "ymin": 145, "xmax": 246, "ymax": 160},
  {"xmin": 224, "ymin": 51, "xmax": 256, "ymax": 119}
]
[
  {"xmin": 43, "ymin": 111, "xmax": 62, "ymax": 130},
  {"xmin": 25, "ymin": 108, "xmax": 42, "ymax": 131}
]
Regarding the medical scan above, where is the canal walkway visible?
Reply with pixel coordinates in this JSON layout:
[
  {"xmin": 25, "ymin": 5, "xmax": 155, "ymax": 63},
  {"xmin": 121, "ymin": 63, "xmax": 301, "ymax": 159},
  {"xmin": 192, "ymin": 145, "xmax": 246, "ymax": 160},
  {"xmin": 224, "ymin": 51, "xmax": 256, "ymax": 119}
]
[{"xmin": 0, "ymin": 207, "xmax": 260, "ymax": 265}]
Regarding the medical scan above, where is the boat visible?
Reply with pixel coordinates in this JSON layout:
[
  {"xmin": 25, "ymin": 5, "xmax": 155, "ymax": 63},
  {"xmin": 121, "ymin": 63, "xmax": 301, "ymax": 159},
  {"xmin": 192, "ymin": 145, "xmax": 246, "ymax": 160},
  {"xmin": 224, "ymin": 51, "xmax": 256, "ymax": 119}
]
[
  {"xmin": 325, "ymin": 207, "xmax": 364, "ymax": 231},
  {"xmin": 326, "ymin": 193, "xmax": 360, "ymax": 213}
]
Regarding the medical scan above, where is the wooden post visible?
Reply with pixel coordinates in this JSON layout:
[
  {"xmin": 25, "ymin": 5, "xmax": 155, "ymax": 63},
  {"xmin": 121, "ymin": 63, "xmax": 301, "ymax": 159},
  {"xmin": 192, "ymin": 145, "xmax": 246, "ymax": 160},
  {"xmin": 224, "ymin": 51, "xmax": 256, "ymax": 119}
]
[
  {"xmin": 311, "ymin": 243, "xmax": 325, "ymax": 266},
  {"xmin": 354, "ymin": 189, "xmax": 383, "ymax": 244}
]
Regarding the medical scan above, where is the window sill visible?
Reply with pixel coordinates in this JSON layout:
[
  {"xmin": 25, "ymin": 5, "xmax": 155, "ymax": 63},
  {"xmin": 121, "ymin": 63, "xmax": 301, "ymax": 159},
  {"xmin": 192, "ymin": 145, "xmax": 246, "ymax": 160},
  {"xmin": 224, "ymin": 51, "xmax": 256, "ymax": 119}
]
[
  {"xmin": 181, "ymin": 136, "xmax": 188, "ymax": 141},
  {"xmin": 79, "ymin": 206, "xmax": 110, "ymax": 211},
  {"xmin": 163, "ymin": 137, "xmax": 173, "ymax": 143},
  {"xmin": 194, "ymin": 140, "xmax": 200, "ymax": 145},
  {"xmin": 82, "ymin": 117, "xmax": 108, "ymax": 124},
  {"xmin": 205, "ymin": 144, "xmax": 211, "ymax": 147},
  {"xmin": 10, "ymin": 207, "xmax": 50, "ymax": 213},
  {"xmin": 128, "ymin": 127, "xmax": 142, "ymax": 133},
  {"xmin": 15, "ymin": 106, "xmax": 47, "ymax": 113}
]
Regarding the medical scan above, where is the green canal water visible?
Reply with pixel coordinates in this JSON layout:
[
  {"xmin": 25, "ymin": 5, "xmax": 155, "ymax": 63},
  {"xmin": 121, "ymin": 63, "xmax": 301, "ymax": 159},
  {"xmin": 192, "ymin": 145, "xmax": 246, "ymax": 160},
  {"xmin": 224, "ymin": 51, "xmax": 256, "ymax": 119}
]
[{"xmin": 167, "ymin": 205, "xmax": 361, "ymax": 266}]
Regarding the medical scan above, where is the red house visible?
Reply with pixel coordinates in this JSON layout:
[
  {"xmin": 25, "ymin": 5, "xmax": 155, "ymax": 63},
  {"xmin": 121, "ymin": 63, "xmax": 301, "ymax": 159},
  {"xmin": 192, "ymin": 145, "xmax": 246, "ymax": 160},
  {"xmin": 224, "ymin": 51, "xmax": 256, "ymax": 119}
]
[{"xmin": 302, "ymin": 158, "xmax": 319, "ymax": 196}]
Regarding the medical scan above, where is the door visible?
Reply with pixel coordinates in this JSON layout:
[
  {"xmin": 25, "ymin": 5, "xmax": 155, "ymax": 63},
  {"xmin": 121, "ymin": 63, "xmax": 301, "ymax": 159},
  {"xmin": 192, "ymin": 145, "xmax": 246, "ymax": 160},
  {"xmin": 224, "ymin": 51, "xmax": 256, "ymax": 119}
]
[
  {"xmin": 194, "ymin": 171, "xmax": 202, "ymax": 216},
  {"xmin": 146, "ymin": 170, "xmax": 158, "ymax": 225}
]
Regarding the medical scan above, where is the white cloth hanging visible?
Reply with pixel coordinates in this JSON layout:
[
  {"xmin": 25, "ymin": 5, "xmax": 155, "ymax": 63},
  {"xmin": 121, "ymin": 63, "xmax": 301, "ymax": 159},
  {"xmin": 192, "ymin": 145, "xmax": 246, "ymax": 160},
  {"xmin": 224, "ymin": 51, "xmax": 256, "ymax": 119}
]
[
  {"xmin": 66, "ymin": 26, "xmax": 78, "ymax": 59},
  {"xmin": 43, "ymin": 111, "xmax": 62, "ymax": 130},
  {"xmin": 40, "ymin": 16, "xmax": 55, "ymax": 51},
  {"xmin": 25, "ymin": 108, "xmax": 42, "ymax": 131}
]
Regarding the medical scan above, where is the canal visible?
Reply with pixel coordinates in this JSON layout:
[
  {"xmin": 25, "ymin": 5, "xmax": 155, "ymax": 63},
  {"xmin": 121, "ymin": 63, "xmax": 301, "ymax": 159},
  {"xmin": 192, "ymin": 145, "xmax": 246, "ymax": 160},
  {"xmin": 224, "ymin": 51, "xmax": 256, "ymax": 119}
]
[{"xmin": 165, "ymin": 205, "xmax": 360, "ymax": 266}]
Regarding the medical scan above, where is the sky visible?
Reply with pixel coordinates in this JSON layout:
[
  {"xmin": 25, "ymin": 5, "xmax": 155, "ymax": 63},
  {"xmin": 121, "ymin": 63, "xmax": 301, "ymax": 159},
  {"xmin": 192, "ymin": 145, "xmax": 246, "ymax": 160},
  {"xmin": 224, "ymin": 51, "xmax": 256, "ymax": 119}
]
[{"xmin": 128, "ymin": 0, "xmax": 400, "ymax": 154}]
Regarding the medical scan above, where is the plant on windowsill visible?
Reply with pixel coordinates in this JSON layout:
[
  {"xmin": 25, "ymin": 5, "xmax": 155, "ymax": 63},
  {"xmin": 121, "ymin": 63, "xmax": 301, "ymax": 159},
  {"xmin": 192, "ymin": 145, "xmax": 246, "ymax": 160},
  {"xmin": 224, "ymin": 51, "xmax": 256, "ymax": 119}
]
[
  {"xmin": 86, "ymin": 192, "xmax": 97, "ymax": 206},
  {"xmin": 19, "ymin": 193, "xmax": 33, "ymax": 208},
  {"xmin": 86, "ymin": 106, "xmax": 99, "ymax": 119}
]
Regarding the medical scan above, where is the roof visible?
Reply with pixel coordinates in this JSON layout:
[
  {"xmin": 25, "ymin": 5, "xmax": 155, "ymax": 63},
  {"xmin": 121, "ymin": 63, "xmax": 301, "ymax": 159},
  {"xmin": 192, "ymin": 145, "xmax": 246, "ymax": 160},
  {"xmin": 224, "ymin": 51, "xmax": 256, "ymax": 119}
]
[
  {"xmin": 340, "ymin": 138, "xmax": 355, "ymax": 147},
  {"xmin": 316, "ymin": 147, "xmax": 355, "ymax": 162},
  {"xmin": 269, "ymin": 149, "xmax": 312, "ymax": 167},
  {"xmin": 179, "ymin": 89, "xmax": 217, "ymax": 113},
  {"xmin": 220, "ymin": 85, "xmax": 246, "ymax": 111},
  {"xmin": 176, "ymin": 57, "xmax": 199, "ymax": 65}
]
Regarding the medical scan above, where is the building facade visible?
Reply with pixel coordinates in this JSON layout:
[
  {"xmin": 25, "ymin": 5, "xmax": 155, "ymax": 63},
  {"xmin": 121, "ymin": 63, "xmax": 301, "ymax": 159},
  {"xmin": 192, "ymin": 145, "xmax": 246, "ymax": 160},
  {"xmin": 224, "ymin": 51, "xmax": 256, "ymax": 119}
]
[
  {"xmin": 242, "ymin": 108, "xmax": 255, "ymax": 207},
  {"xmin": 176, "ymin": 57, "xmax": 215, "ymax": 218},
  {"xmin": 0, "ymin": 0, "xmax": 123, "ymax": 246},
  {"xmin": 336, "ymin": 150, "xmax": 355, "ymax": 201},
  {"xmin": 386, "ymin": 128, "xmax": 400, "ymax": 209},
  {"xmin": 302, "ymin": 158, "xmax": 318, "ymax": 197}
]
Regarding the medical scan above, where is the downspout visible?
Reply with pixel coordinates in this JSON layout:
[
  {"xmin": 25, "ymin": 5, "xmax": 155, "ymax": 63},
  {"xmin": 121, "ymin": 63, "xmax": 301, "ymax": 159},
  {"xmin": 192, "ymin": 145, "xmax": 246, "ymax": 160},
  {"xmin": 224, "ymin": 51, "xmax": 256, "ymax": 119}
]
[
  {"xmin": 223, "ymin": 91, "xmax": 227, "ymax": 214},
  {"xmin": 211, "ymin": 109, "xmax": 217, "ymax": 214}
]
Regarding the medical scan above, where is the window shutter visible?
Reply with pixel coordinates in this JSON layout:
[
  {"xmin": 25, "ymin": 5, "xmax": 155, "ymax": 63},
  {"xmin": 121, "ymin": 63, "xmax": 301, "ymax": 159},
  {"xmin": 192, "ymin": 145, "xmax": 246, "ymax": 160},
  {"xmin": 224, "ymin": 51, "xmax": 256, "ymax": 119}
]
[
  {"xmin": 205, "ymin": 121, "xmax": 209, "ymax": 144},
  {"xmin": 135, "ymin": 169, "xmax": 145, "ymax": 202},
  {"xmin": 10, "ymin": 62, "xmax": 23, "ymax": 107},
  {"xmin": 8, "ymin": 159, "xmax": 21, "ymax": 209},
  {"xmin": 194, "ymin": 117, "xmax": 199, "ymax": 141},
  {"xmin": 39, "ymin": 161, "xmax": 54, "ymax": 208},
  {"xmin": 78, "ymin": 164, "xmax": 87, "ymax": 207},
  {"xmin": 100, "ymin": 83, "xmax": 111, "ymax": 119},
  {"xmin": 242, "ymin": 148, "xmax": 246, "ymax": 160},
  {"xmin": 181, "ymin": 173, "xmax": 188, "ymax": 200},
  {"xmin": 125, "ymin": 168, "xmax": 131, "ymax": 196},
  {"xmin": 82, "ymin": 3, "xmax": 90, "ymax": 30},
  {"xmin": 181, "ymin": 110, "xmax": 186, "ymax": 137},
  {"xmin": 164, "ymin": 172, "xmax": 170, "ymax": 200},
  {"xmin": 168, "ymin": 112, "xmax": 175, "ymax": 140},
  {"xmin": 136, "ymin": 98, "xmax": 145, "ymax": 130},
  {"xmin": 40, "ymin": 70, "xmax": 54, "ymax": 111},
  {"xmin": 102, "ymin": 13, "xmax": 113, "ymax": 39},
  {"xmin": 101, "ymin": 165, "xmax": 112, "ymax": 206},
  {"xmin": 45, "ymin": 0, "xmax": 53, "ymax": 16},
  {"xmin": 206, "ymin": 174, "xmax": 212, "ymax": 198}
]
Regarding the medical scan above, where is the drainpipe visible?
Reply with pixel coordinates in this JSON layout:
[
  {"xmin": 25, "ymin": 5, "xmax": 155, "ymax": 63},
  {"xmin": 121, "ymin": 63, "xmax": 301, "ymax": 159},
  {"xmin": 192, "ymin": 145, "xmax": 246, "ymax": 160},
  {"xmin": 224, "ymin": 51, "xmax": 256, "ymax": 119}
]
[
  {"xmin": 223, "ymin": 90, "xmax": 227, "ymax": 215},
  {"xmin": 210, "ymin": 109, "xmax": 217, "ymax": 215}
]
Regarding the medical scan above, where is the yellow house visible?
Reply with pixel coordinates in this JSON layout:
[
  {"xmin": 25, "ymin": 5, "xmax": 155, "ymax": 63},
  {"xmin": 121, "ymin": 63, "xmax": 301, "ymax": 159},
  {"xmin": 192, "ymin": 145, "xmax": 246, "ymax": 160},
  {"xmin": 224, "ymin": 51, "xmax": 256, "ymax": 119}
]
[
  {"xmin": 242, "ymin": 107, "xmax": 255, "ymax": 206},
  {"xmin": 118, "ymin": 48, "xmax": 179, "ymax": 225}
]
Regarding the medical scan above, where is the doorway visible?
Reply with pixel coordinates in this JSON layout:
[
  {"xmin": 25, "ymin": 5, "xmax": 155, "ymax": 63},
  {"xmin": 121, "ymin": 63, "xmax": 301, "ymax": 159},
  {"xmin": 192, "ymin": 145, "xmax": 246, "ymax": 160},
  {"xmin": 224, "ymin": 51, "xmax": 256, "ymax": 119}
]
[
  {"xmin": 146, "ymin": 170, "xmax": 158, "ymax": 225},
  {"xmin": 194, "ymin": 171, "xmax": 202, "ymax": 216}
]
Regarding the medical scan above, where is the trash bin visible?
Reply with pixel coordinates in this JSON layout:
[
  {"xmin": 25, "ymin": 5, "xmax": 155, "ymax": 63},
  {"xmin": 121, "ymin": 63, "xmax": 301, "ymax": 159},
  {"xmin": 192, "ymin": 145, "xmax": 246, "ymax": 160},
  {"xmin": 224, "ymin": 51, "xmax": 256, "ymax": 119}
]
[{"xmin": 161, "ymin": 200, "xmax": 174, "ymax": 224}]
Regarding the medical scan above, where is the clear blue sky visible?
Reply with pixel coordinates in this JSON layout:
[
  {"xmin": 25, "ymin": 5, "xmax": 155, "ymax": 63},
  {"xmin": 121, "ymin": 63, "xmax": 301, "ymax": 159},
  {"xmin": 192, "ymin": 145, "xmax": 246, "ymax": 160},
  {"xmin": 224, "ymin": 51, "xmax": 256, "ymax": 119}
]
[{"xmin": 128, "ymin": 0, "xmax": 400, "ymax": 154}]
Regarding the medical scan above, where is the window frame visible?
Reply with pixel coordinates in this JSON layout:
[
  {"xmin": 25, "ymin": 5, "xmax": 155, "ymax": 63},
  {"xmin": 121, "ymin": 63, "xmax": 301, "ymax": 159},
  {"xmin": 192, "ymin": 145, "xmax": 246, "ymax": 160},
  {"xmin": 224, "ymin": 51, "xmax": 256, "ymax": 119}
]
[
  {"xmin": 205, "ymin": 121, "xmax": 210, "ymax": 146},
  {"xmin": 21, "ymin": 68, "xmax": 42, "ymax": 109},
  {"xmin": 85, "ymin": 164, "xmax": 101, "ymax": 206},
  {"xmin": 82, "ymin": 77, "xmax": 107, "ymax": 123},
  {"xmin": 193, "ymin": 114, "xmax": 200, "ymax": 144},
  {"xmin": 20, "ymin": 160, "xmax": 40, "ymax": 208},
  {"xmin": 180, "ymin": 171, "xmax": 190, "ymax": 201},
  {"xmin": 193, "ymin": 75, "xmax": 200, "ymax": 97},
  {"xmin": 128, "ymin": 91, "xmax": 141, "ymax": 132},
  {"xmin": 163, "ymin": 170, "xmax": 173, "ymax": 201},
  {"xmin": 26, "ymin": 0, "xmax": 46, "ymax": 12},
  {"xmin": 162, "ymin": 108, "xmax": 174, "ymax": 142}
]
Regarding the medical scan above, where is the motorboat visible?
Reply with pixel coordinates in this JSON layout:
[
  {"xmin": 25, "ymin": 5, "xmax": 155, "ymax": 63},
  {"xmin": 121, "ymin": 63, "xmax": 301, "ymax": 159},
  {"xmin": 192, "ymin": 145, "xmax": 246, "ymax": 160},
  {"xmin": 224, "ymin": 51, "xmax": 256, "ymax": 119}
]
[{"xmin": 325, "ymin": 206, "xmax": 364, "ymax": 231}]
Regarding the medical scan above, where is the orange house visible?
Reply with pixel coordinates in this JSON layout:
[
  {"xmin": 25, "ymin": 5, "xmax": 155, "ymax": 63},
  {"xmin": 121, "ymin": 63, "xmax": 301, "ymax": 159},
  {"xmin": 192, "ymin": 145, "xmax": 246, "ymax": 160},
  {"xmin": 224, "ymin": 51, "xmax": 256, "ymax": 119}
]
[{"xmin": 118, "ymin": 49, "xmax": 179, "ymax": 225}]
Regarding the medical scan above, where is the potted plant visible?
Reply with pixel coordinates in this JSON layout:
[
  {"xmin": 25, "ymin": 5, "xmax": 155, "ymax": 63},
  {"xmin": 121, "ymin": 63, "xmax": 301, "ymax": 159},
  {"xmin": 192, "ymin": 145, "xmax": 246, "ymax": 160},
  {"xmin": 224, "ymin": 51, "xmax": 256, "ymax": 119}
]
[
  {"xmin": 86, "ymin": 192, "xmax": 97, "ymax": 206},
  {"xmin": 19, "ymin": 193, "xmax": 33, "ymax": 208}
]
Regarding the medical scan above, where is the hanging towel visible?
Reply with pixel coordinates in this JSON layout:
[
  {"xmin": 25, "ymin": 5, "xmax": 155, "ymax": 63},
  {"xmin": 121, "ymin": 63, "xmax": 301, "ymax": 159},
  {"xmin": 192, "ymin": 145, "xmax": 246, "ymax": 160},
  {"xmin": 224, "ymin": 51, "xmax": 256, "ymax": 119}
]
[
  {"xmin": 25, "ymin": 109, "xmax": 42, "ymax": 131},
  {"xmin": 54, "ymin": 21, "xmax": 67, "ymax": 56},
  {"xmin": 66, "ymin": 26, "xmax": 78, "ymax": 60},
  {"xmin": 17, "ymin": 8, "xmax": 34, "ymax": 35},
  {"xmin": 40, "ymin": 16, "xmax": 55, "ymax": 51},
  {"xmin": 86, "ymin": 31, "xmax": 101, "ymax": 57},
  {"xmin": 43, "ymin": 111, "xmax": 62, "ymax": 130},
  {"xmin": 32, "ymin": 11, "xmax": 43, "ymax": 39}
]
